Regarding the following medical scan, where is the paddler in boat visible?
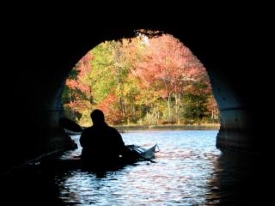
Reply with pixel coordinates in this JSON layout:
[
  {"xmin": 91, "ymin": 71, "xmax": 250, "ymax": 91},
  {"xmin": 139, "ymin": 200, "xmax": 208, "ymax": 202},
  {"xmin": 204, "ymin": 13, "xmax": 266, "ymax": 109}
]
[{"xmin": 79, "ymin": 109, "xmax": 126, "ymax": 166}]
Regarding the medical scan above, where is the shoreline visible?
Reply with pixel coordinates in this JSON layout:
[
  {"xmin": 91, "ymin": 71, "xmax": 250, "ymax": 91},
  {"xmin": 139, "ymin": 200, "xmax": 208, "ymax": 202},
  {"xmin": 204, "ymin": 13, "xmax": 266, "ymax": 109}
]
[{"xmin": 114, "ymin": 123, "xmax": 220, "ymax": 132}]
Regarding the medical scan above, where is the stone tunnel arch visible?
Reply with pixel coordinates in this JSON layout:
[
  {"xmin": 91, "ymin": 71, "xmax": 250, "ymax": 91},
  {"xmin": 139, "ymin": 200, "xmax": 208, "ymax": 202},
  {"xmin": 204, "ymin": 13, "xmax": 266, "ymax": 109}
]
[
  {"xmin": 1, "ymin": 24, "xmax": 265, "ymax": 174},
  {"xmin": 55, "ymin": 27, "xmax": 262, "ymax": 155}
]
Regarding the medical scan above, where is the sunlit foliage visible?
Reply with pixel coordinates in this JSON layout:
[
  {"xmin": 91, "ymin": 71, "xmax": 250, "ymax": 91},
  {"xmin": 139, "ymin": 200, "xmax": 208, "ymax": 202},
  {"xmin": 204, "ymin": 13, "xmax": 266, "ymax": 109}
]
[{"xmin": 62, "ymin": 30, "xmax": 219, "ymax": 125}]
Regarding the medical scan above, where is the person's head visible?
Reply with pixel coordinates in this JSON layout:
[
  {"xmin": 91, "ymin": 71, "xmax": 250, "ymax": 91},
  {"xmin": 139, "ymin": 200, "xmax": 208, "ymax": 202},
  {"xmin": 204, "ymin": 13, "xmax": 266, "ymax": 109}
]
[{"xmin": 90, "ymin": 109, "xmax": 105, "ymax": 125}]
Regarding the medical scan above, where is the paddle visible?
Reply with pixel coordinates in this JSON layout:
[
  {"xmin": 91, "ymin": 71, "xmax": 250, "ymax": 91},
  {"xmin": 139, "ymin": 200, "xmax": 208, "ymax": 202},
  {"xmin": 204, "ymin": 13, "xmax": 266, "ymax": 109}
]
[
  {"xmin": 59, "ymin": 117, "xmax": 83, "ymax": 133},
  {"xmin": 136, "ymin": 153, "xmax": 157, "ymax": 163}
]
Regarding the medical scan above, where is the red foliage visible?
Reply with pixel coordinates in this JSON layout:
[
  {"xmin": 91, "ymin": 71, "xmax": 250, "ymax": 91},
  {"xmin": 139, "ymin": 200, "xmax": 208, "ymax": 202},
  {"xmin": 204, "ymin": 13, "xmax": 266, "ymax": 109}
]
[
  {"xmin": 96, "ymin": 94, "xmax": 123, "ymax": 125},
  {"xmin": 134, "ymin": 34, "xmax": 208, "ymax": 98}
]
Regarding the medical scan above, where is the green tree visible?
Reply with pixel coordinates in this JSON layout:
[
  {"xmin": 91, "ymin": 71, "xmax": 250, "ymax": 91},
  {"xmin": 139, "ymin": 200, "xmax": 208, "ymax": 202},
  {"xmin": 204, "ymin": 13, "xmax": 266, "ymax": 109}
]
[{"xmin": 63, "ymin": 30, "xmax": 219, "ymax": 126}]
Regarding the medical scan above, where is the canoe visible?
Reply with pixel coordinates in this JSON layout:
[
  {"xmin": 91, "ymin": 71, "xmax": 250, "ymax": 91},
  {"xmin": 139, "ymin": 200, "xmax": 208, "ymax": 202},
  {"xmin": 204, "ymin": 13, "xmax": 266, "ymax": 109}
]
[{"xmin": 40, "ymin": 144, "xmax": 159, "ymax": 172}]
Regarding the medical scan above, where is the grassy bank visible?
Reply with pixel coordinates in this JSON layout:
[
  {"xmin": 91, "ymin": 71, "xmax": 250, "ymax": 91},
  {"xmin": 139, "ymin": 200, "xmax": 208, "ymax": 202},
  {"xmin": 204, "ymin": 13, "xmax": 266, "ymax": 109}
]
[{"xmin": 114, "ymin": 123, "xmax": 220, "ymax": 132}]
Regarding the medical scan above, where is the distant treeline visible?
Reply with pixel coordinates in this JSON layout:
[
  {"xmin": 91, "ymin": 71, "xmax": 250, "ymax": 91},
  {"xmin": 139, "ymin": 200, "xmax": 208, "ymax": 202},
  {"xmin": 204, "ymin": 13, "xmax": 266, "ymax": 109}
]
[{"xmin": 62, "ymin": 30, "xmax": 220, "ymax": 126}]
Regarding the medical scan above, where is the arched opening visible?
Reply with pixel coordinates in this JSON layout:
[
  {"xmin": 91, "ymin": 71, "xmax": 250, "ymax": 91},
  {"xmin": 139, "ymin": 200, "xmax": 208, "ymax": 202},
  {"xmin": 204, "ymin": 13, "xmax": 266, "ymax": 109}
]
[
  {"xmin": 53, "ymin": 30, "xmax": 223, "ymax": 204},
  {"xmin": 1, "ymin": 23, "xmax": 262, "ymax": 177},
  {"xmin": 61, "ymin": 29, "xmax": 220, "ymax": 130}
]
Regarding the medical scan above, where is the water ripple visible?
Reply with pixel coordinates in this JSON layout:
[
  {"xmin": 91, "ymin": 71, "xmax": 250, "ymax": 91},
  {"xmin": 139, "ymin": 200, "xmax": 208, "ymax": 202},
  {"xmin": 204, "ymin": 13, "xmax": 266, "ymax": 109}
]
[{"xmin": 55, "ymin": 130, "xmax": 223, "ymax": 205}]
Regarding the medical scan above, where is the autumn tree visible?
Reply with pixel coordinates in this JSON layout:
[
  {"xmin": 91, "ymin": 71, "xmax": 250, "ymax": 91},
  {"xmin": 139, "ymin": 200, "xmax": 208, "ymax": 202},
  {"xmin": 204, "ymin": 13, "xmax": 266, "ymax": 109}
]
[
  {"xmin": 134, "ymin": 33, "xmax": 209, "ymax": 124},
  {"xmin": 63, "ymin": 30, "xmax": 219, "ymax": 125},
  {"xmin": 62, "ymin": 52, "xmax": 93, "ymax": 124}
]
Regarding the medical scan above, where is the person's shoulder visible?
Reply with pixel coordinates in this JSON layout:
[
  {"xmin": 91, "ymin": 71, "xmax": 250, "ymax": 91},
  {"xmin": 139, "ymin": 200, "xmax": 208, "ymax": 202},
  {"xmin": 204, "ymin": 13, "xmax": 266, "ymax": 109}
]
[
  {"xmin": 107, "ymin": 125, "xmax": 119, "ymax": 132},
  {"xmin": 81, "ymin": 126, "xmax": 93, "ymax": 134},
  {"xmin": 107, "ymin": 125, "xmax": 117, "ymax": 129}
]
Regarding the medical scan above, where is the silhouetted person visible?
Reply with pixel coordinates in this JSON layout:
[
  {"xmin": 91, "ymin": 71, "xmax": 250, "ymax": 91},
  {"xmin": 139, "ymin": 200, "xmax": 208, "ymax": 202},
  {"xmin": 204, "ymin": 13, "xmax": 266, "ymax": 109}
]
[{"xmin": 79, "ymin": 109, "xmax": 126, "ymax": 168}]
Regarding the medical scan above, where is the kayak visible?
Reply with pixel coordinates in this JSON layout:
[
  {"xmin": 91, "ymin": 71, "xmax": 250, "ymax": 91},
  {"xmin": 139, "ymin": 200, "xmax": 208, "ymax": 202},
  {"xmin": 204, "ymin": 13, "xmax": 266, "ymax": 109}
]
[
  {"xmin": 52, "ymin": 117, "xmax": 160, "ymax": 171},
  {"xmin": 121, "ymin": 144, "xmax": 159, "ymax": 163},
  {"xmin": 40, "ymin": 144, "xmax": 159, "ymax": 171}
]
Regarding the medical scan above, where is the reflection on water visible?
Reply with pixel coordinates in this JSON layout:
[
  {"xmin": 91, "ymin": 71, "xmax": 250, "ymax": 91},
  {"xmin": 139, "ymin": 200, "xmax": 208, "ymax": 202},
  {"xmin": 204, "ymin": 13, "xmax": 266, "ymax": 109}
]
[
  {"xmin": 57, "ymin": 130, "xmax": 220, "ymax": 205},
  {"xmin": 1, "ymin": 130, "xmax": 269, "ymax": 205}
]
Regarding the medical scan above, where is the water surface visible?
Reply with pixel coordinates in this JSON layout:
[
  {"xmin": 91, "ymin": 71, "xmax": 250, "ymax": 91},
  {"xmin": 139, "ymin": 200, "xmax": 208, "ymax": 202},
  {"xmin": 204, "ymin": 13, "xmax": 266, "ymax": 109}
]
[
  {"xmin": 58, "ymin": 130, "xmax": 221, "ymax": 205},
  {"xmin": 2, "ymin": 130, "xmax": 267, "ymax": 205}
]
